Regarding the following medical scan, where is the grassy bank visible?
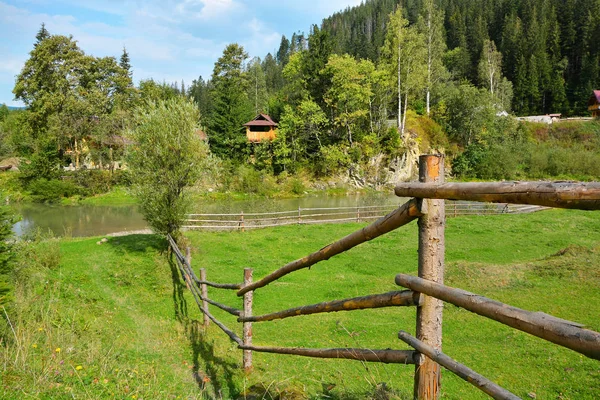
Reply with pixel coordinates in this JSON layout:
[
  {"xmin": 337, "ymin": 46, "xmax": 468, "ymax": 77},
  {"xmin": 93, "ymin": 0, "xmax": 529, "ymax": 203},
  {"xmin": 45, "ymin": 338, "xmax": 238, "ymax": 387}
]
[{"xmin": 2, "ymin": 209, "xmax": 600, "ymax": 399}]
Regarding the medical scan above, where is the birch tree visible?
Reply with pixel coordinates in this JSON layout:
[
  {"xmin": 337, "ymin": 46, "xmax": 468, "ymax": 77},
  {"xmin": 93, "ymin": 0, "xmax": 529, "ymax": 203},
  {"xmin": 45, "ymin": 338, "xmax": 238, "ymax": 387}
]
[
  {"xmin": 418, "ymin": 0, "xmax": 447, "ymax": 115},
  {"xmin": 382, "ymin": 7, "xmax": 426, "ymax": 138},
  {"xmin": 478, "ymin": 39, "xmax": 502, "ymax": 96}
]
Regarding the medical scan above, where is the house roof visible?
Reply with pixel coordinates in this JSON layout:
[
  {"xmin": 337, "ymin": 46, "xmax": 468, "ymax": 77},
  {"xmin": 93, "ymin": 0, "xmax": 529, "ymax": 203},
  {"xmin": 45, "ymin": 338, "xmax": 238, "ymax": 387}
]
[
  {"xmin": 243, "ymin": 113, "xmax": 278, "ymax": 127},
  {"xmin": 589, "ymin": 90, "xmax": 600, "ymax": 106}
]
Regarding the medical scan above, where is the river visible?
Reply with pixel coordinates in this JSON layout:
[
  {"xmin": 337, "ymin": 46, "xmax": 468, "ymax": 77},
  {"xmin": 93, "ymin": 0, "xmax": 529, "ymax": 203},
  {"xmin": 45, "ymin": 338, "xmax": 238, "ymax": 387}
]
[{"xmin": 12, "ymin": 192, "xmax": 403, "ymax": 238}]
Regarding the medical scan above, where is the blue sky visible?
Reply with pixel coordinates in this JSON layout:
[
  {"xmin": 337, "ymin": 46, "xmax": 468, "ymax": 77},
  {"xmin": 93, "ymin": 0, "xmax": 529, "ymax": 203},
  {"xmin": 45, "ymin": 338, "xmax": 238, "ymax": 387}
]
[{"xmin": 1, "ymin": 0, "xmax": 362, "ymax": 107}]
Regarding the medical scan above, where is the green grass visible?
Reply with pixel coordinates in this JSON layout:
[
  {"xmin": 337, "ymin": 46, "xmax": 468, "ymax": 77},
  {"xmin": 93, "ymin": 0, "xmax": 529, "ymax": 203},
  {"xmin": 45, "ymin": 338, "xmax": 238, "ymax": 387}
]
[
  {"xmin": 2, "ymin": 209, "xmax": 600, "ymax": 399},
  {"xmin": 76, "ymin": 186, "xmax": 138, "ymax": 206}
]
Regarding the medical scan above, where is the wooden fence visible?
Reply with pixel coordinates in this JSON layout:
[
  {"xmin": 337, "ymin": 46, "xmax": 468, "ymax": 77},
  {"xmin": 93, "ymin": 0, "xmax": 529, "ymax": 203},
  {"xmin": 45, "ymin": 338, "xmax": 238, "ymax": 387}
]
[
  {"xmin": 168, "ymin": 155, "xmax": 600, "ymax": 400},
  {"xmin": 183, "ymin": 202, "xmax": 546, "ymax": 230}
]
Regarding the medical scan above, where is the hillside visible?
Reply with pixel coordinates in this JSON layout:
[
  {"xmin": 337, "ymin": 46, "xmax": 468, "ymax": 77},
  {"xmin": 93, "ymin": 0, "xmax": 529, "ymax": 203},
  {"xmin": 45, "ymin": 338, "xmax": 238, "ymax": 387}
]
[
  {"xmin": 2, "ymin": 210, "xmax": 600, "ymax": 398},
  {"xmin": 320, "ymin": 0, "xmax": 600, "ymax": 116}
]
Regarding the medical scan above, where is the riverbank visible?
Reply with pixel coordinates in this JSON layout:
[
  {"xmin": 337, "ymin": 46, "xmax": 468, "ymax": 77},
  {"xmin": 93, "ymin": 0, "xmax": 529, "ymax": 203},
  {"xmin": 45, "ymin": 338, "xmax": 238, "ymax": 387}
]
[
  {"xmin": 1, "ymin": 170, "xmax": 376, "ymax": 208},
  {"xmin": 10, "ymin": 182, "xmax": 403, "ymax": 238},
  {"xmin": 2, "ymin": 210, "xmax": 599, "ymax": 398}
]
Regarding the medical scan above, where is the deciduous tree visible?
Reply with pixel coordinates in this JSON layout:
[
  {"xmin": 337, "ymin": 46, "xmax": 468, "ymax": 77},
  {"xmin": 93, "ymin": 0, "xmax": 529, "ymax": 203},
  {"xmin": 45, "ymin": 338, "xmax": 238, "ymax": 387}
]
[{"xmin": 127, "ymin": 98, "xmax": 210, "ymax": 237}]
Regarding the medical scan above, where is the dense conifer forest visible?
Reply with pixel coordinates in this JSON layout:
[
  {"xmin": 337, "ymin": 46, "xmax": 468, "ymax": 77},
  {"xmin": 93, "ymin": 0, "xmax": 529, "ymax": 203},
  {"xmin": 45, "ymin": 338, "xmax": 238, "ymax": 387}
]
[{"xmin": 321, "ymin": 0, "xmax": 600, "ymax": 116}]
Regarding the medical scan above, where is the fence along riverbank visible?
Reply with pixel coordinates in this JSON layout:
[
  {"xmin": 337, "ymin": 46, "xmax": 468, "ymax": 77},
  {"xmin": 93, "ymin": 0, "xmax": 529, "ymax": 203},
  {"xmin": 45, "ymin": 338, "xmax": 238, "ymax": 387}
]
[
  {"xmin": 183, "ymin": 202, "xmax": 547, "ymax": 230},
  {"xmin": 169, "ymin": 155, "xmax": 600, "ymax": 399}
]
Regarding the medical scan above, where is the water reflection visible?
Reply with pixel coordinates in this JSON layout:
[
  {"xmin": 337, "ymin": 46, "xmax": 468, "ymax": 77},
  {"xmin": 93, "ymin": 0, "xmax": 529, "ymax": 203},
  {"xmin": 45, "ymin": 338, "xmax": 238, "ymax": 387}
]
[
  {"xmin": 12, "ymin": 192, "xmax": 405, "ymax": 237},
  {"xmin": 13, "ymin": 204, "xmax": 147, "ymax": 238}
]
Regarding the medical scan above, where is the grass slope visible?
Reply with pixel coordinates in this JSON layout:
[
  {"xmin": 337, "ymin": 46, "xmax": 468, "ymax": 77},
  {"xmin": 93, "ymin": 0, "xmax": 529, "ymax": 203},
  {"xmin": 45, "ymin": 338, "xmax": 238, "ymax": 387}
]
[{"xmin": 2, "ymin": 209, "xmax": 599, "ymax": 399}]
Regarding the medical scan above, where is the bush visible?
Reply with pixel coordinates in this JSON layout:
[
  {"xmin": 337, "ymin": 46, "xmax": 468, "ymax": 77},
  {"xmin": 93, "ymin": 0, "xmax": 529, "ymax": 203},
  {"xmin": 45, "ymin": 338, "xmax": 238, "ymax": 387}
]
[
  {"xmin": 0, "ymin": 202, "xmax": 16, "ymax": 309},
  {"xmin": 68, "ymin": 169, "xmax": 131, "ymax": 196},
  {"xmin": 287, "ymin": 177, "xmax": 306, "ymax": 195},
  {"xmin": 231, "ymin": 165, "xmax": 277, "ymax": 196},
  {"xmin": 28, "ymin": 178, "xmax": 81, "ymax": 202}
]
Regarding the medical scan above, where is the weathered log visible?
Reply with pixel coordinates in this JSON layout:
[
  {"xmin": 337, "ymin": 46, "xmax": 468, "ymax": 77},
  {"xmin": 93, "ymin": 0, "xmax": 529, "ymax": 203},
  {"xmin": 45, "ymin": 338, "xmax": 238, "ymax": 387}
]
[
  {"xmin": 395, "ymin": 274, "xmax": 600, "ymax": 360},
  {"xmin": 194, "ymin": 280, "xmax": 241, "ymax": 290},
  {"xmin": 243, "ymin": 268, "xmax": 253, "ymax": 372},
  {"xmin": 237, "ymin": 344, "xmax": 416, "ymax": 364},
  {"xmin": 199, "ymin": 304, "xmax": 243, "ymax": 346},
  {"xmin": 238, "ymin": 290, "xmax": 421, "ymax": 323},
  {"xmin": 398, "ymin": 331, "xmax": 520, "ymax": 400},
  {"xmin": 199, "ymin": 294, "xmax": 241, "ymax": 316},
  {"xmin": 237, "ymin": 198, "xmax": 422, "ymax": 296},
  {"xmin": 395, "ymin": 181, "xmax": 600, "ymax": 210},
  {"xmin": 414, "ymin": 154, "xmax": 445, "ymax": 400}
]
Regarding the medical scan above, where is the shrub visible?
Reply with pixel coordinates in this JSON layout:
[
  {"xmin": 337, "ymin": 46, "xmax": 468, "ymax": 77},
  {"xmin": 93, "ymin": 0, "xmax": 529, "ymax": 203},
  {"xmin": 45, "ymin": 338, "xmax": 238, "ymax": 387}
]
[
  {"xmin": 28, "ymin": 178, "xmax": 80, "ymax": 202},
  {"xmin": 0, "ymin": 201, "xmax": 16, "ymax": 309},
  {"xmin": 68, "ymin": 169, "xmax": 131, "ymax": 196},
  {"xmin": 231, "ymin": 165, "xmax": 277, "ymax": 196}
]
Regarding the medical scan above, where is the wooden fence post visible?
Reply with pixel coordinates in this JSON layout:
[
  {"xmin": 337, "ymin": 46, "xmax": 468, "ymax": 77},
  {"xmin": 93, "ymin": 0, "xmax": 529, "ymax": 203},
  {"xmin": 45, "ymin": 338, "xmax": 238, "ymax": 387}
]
[
  {"xmin": 357, "ymin": 207, "xmax": 360, "ymax": 222},
  {"xmin": 185, "ymin": 247, "xmax": 192, "ymax": 290},
  {"xmin": 243, "ymin": 268, "xmax": 253, "ymax": 372},
  {"xmin": 199, "ymin": 268, "xmax": 210, "ymax": 327},
  {"xmin": 414, "ymin": 154, "xmax": 445, "ymax": 400},
  {"xmin": 239, "ymin": 211, "xmax": 245, "ymax": 231},
  {"xmin": 298, "ymin": 207, "xmax": 302, "ymax": 224}
]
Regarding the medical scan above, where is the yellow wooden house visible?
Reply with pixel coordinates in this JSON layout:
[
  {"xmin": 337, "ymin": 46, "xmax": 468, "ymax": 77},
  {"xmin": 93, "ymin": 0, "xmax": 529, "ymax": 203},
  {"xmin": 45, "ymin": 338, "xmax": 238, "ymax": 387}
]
[{"xmin": 243, "ymin": 114, "xmax": 278, "ymax": 142}]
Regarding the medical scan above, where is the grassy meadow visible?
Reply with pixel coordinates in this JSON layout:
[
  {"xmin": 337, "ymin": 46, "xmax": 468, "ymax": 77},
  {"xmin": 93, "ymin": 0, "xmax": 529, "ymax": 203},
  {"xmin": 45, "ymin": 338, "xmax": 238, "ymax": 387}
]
[{"xmin": 1, "ymin": 209, "xmax": 599, "ymax": 399}]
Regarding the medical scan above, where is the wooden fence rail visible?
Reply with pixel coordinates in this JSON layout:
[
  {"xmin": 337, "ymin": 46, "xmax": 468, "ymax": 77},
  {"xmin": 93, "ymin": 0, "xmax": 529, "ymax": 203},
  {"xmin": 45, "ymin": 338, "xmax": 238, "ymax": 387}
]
[
  {"xmin": 166, "ymin": 154, "xmax": 600, "ymax": 400},
  {"xmin": 395, "ymin": 181, "xmax": 600, "ymax": 210},
  {"xmin": 167, "ymin": 233, "xmax": 420, "ymax": 370},
  {"xmin": 182, "ymin": 202, "xmax": 547, "ymax": 231},
  {"xmin": 237, "ymin": 198, "xmax": 422, "ymax": 295},
  {"xmin": 395, "ymin": 274, "xmax": 600, "ymax": 360},
  {"xmin": 398, "ymin": 331, "xmax": 520, "ymax": 400},
  {"xmin": 237, "ymin": 290, "xmax": 421, "ymax": 323}
]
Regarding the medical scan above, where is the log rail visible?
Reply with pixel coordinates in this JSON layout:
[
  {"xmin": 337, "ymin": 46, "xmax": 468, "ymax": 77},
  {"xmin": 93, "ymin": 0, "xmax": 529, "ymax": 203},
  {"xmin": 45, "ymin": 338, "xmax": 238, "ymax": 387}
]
[{"xmin": 167, "ymin": 155, "xmax": 600, "ymax": 400}]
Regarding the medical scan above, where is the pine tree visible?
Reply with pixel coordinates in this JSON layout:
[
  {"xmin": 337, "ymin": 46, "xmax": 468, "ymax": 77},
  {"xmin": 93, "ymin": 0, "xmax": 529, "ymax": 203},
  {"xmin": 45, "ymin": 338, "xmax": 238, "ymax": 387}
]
[
  {"xmin": 303, "ymin": 25, "xmax": 333, "ymax": 105},
  {"xmin": 209, "ymin": 43, "xmax": 253, "ymax": 160},
  {"xmin": 35, "ymin": 23, "xmax": 50, "ymax": 45},
  {"xmin": 119, "ymin": 47, "xmax": 132, "ymax": 77},
  {"xmin": 276, "ymin": 36, "xmax": 291, "ymax": 66}
]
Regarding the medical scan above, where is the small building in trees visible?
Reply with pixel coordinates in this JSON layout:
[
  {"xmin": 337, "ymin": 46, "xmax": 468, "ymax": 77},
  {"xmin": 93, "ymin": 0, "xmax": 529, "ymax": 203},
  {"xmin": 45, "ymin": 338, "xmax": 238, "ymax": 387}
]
[
  {"xmin": 243, "ymin": 114, "xmax": 278, "ymax": 142},
  {"xmin": 588, "ymin": 90, "xmax": 600, "ymax": 118}
]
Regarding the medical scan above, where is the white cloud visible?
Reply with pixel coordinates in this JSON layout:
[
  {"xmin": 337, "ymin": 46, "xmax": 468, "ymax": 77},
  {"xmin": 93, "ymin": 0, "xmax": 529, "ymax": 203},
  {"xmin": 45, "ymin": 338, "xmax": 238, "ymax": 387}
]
[
  {"xmin": 0, "ymin": 56, "xmax": 25, "ymax": 75},
  {"xmin": 0, "ymin": 0, "xmax": 365, "ymax": 104},
  {"xmin": 242, "ymin": 17, "xmax": 281, "ymax": 57},
  {"xmin": 175, "ymin": 0, "xmax": 241, "ymax": 20}
]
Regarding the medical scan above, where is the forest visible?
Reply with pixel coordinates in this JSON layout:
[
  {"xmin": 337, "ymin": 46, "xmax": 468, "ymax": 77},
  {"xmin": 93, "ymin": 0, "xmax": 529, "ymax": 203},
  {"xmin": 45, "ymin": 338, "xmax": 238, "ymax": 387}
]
[{"xmin": 1, "ymin": 0, "xmax": 600, "ymax": 203}]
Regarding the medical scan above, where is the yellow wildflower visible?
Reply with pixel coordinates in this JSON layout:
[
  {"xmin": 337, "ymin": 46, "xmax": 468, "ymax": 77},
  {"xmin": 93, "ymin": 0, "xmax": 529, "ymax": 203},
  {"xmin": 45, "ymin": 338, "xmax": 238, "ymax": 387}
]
[
  {"xmin": 55, "ymin": 347, "xmax": 61, "ymax": 353},
  {"xmin": 38, "ymin": 327, "xmax": 43, "ymax": 332},
  {"xmin": 75, "ymin": 365, "xmax": 83, "ymax": 370},
  {"xmin": 32, "ymin": 344, "xmax": 38, "ymax": 348}
]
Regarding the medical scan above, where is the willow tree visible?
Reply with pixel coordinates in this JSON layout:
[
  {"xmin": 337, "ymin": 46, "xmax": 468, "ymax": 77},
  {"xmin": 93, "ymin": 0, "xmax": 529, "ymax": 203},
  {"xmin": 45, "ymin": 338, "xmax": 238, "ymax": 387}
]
[{"xmin": 127, "ymin": 97, "xmax": 210, "ymax": 237}]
